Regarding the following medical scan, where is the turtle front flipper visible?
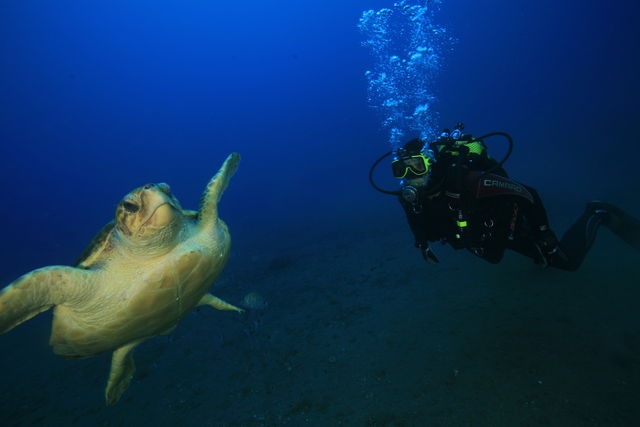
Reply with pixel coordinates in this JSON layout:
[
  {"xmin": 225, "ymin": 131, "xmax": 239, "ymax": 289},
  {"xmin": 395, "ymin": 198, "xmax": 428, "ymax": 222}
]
[
  {"xmin": 183, "ymin": 209, "xmax": 199, "ymax": 220},
  {"xmin": 105, "ymin": 341, "xmax": 141, "ymax": 406},
  {"xmin": 197, "ymin": 293, "xmax": 244, "ymax": 312},
  {"xmin": 75, "ymin": 220, "xmax": 114, "ymax": 268},
  {"xmin": 0, "ymin": 266, "xmax": 91, "ymax": 335},
  {"xmin": 198, "ymin": 153, "xmax": 240, "ymax": 231}
]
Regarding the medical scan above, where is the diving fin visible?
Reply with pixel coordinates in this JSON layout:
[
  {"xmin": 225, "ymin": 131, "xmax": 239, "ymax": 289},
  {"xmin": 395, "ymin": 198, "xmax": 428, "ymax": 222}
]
[{"xmin": 587, "ymin": 201, "xmax": 640, "ymax": 251}]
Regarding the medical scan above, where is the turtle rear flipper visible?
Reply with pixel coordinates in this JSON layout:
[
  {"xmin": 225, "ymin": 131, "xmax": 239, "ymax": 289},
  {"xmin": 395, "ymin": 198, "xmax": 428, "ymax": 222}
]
[
  {"xmin": 198, "ymin": 153, "xmax": 240, "ymax": 230},
  {"xmin": 0, "ymin": 266, "xmax": 90, "ymax": 334},
  {"xmin": 197, "ymin": 293, "xmax": 243, "ymax": 312},
  {"xmin": 105, "ymin": 341, "xmax": 141, "ymax": 405}
]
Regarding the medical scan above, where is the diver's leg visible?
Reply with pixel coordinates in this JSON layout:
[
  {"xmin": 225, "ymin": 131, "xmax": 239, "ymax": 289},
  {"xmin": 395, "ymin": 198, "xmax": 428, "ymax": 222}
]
[
  {"xmin": 522, "ymin": 185, "xmax": 551, "ymax": 232},
  {"xmin": 552, "ymin": 205, "xmax": 610, "ymax": 271},
  {"xmin": 507, "ymin": 236, "xmax": 558, "ymax": 269},
  {"xmin": 521, "ymin": 202, "xmax": 639, "ymax": 271},
  {"xmin": 506, "ymin": 189, "xmax": 560, "ymax": 268},
  {"xmin": 587, "ymin": 201, "xmax": 640, "ymax": 250}
]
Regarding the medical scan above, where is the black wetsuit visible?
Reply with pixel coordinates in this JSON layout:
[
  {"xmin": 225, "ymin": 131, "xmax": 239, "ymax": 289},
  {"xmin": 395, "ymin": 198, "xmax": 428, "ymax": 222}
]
[{"xmin": 400, "ymin": 151, "xmax": 607, "ymax": 271}]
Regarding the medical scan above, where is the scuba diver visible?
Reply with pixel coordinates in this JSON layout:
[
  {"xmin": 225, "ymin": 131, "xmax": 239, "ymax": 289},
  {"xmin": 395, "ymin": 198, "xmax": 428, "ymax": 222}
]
[{"xmin": 369, "ymin": 123, "xmax": 640, "ymax": 270}]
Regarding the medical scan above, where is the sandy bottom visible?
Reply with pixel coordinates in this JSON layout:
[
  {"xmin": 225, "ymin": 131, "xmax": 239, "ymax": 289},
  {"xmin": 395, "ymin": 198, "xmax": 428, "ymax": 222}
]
[{"xmin": 1, "ymin": 215, "xmax": 639, "ymax": 426}]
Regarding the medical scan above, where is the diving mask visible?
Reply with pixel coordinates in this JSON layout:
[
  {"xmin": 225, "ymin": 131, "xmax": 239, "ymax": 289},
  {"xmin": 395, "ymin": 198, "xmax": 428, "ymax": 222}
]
[{"xmin": 391, "ymin": 154, "xmax": 431, "ymax": 179}]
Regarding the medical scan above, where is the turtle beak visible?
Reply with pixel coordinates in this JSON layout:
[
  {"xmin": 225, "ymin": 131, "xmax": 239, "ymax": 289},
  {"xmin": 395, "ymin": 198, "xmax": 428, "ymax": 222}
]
[
  {"xmin": 144, "ymin": 203, "xmax": 174, "ymax": 228},
  {"xmin": 139, "ymin": 184, "xmax": 179, "ymax": 230},
  {"xmin": 156, "ymin": 183, "xmax": 181, "ymax": 210}
]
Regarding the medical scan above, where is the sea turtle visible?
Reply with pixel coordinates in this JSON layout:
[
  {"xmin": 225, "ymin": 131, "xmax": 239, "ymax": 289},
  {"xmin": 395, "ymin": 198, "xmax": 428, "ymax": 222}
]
[{"xmin": 0, "ymin": 153, "xmax": 243, "ymax": 405}]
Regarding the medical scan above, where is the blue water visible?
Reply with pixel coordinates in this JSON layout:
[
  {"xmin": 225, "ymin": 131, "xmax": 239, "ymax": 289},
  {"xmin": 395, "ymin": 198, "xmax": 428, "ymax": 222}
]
[{"xmin": 1, "ymin": 1, "xmax": 640, "ymax": 425}]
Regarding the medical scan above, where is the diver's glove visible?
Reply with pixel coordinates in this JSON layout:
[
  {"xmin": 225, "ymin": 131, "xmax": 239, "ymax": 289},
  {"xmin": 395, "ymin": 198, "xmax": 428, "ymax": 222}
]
[{"xmin": 419, "ymin": 244, "xmax": 440, "ymax": 264}]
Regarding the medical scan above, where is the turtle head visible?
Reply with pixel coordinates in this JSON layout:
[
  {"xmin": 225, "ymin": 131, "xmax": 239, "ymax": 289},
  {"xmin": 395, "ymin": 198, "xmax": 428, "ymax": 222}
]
[{"xmin": 114, "ymin": 182, "xmax": 184, "ymax": 252}]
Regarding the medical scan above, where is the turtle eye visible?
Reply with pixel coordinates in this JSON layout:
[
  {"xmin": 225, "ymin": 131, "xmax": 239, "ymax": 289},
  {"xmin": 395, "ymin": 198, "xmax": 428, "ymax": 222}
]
[{"xmin": 123, "ymin": 201, "xmax": 140, "ymax": 213}]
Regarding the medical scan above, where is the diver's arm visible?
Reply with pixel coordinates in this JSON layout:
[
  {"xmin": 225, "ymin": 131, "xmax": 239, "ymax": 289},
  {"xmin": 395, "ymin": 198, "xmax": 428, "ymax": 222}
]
[
  {"xmin": 400, "ymin": 201, "xmax": 429, "ymax": 247},
  {"xmin": 399, "ymin": 200, "xmax": 439, "ymax": 263}
]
